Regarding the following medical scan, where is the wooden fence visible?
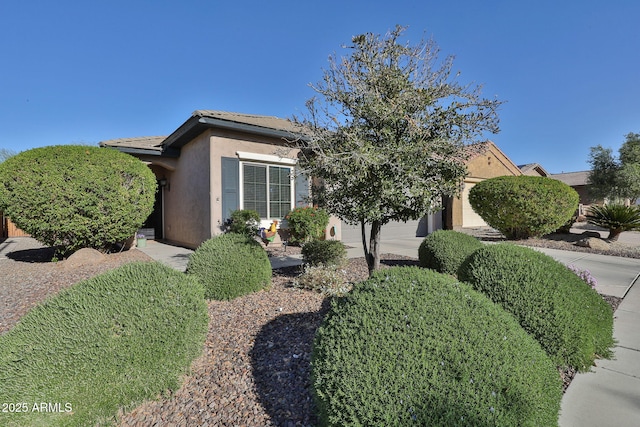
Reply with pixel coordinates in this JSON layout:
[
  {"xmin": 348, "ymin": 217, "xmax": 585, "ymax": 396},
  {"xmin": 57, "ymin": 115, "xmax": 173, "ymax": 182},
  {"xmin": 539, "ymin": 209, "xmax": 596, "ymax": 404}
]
[{"xmin": 1, "ymin": 213, "xmax": 30, "ymax": 238}]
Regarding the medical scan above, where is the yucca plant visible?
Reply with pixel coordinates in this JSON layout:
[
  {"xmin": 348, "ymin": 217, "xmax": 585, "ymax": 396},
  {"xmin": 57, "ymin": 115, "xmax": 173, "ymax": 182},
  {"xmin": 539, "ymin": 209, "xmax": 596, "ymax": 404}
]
[{"xmin": 586, "ymin": 204, "xmax": 640, "ymax": 241}]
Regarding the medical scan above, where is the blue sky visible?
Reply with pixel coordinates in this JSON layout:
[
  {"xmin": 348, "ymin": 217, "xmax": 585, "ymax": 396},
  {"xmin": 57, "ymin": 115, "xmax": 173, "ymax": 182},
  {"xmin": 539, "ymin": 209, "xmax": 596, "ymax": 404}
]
[{"xmin": 1, "ymin": 0, "xmax": 638, "ymax": 173}]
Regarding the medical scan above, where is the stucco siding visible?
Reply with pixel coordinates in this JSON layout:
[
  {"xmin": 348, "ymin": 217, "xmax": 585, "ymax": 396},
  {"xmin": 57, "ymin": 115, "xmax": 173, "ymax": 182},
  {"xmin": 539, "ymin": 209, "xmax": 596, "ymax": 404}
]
[
  {"xmin": 210, "ymin": 128, "xmax": 300, "ymax": 233},
  {"xmin": 451, "ymin": 143, "xmax": 522, "ymax": 229},
  {"xmin": 162, "ymin": 132, "xmax": 212, "ymax": 247}
]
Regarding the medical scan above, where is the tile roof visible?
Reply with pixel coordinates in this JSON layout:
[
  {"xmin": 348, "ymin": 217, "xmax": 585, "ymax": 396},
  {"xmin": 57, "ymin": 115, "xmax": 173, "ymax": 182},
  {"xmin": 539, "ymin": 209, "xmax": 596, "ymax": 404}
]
[
  {"xmin": 518, "ymin": 163, "xmax": 549, "ymax": 176},
  {"xmin": 99, "ymin": 136, "xmax": 166, "ymax": 151},
  {"xmin": 193, "ymin": 110, "xmax": 305, "ymax": 134},
  {"xmin": 551, "ymin": 171, "xmax": 590, "ymax": 186}
]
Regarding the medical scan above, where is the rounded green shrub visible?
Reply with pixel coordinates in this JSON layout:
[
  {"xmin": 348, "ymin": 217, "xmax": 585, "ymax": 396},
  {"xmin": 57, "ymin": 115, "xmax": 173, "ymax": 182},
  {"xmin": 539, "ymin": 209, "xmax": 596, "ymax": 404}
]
[
  {"xmin": 302, "ymin": 239, "xmax": 347, "ymax": 267},
  {"xmin": 458, "ymin": 244, "xmax": 614, "ymax": 371},
  {"xmin": 186, "ymin": 233, "xmax": 271, "ymax": 300},
  {"xmin": 312, "ymin": 267, "xmax": 562, "ymax": 426},
  {"xmin": 227, "ymin": 209, "xmax": 260, "ymax": 236},
  {"xmin": 418, "ymin": 230, "xmax": 483, "ymax": 275},
  {"xmin": 468, "ymin": 176, "xmax": 579, "ymax": 239},
  {"xmin": 0, "ymin": 145, "xmax": 157, "ymax": 256},
  {"xmin": 285, "ymin": 206, "xmax": 330, "ymax": 243},
  {"xmin": 0, "ymin": 262, "xmax": 208, "ymax": 427}
]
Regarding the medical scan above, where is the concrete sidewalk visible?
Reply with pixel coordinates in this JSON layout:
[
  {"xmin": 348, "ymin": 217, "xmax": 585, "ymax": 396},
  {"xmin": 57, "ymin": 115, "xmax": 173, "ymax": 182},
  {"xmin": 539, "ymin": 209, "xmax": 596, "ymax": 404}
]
[
  {"xmin": 135, "ymin": 239, "xmax": 307, "ymax": 271},
  {"xmin": 559, "ymin": 254, "xmax": 640, "ymax": 427}
]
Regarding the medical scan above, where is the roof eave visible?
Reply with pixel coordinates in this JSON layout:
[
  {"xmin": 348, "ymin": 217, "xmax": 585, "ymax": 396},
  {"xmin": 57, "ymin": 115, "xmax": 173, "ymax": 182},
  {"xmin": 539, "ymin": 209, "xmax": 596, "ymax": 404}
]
[
  {"xmin": 163, "ymin": 116, "xmax": 308, "ymax": 150},
  {"xmin": 103, "ymin": 145, "xmax": 180, "ymax": 158}
]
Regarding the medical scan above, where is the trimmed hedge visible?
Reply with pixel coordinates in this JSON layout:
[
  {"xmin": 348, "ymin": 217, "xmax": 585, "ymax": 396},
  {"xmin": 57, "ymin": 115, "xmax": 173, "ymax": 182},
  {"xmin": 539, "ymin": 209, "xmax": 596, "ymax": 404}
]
[
  {"xmin": 227, "ymin": 209, "xmax": 260, "ymax": 236},
  {"xmin": 302, "ymin": 240, "xmax": 347, "ymax": 267},
  {"xmin": 186, "ymin": 233, "xmax": 271, "ymax": 300},
  {"xmin": 458, "ymin": 244, "xmax": 614, "ymax": 371},
  {"xmin": 468, "ymin": 176, "xmax": 579, "ymax": 239},
  {"xmin": 0, "ymin": 145, "xmax": 157, "ymax": 256},
  {"xmin": 0, "ymin": 262, "xmax": 208, "ymax": 427},
  {"xmin": 312, "ymin": 267, "xmax": 562, "ymax": 426},
  {"xmin": 285, "ymin": 206, "xmax": 330, "ymax": 243},
  {"xmin": 418, "ymin": 230, "xmax": 483, "ymax": 276}
]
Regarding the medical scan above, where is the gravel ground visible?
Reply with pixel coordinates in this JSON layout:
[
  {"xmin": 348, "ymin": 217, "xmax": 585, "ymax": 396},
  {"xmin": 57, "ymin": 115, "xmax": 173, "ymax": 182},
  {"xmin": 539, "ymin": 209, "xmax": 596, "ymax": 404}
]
[
  {"xmin": 0, "ymin": 238, "xmax": 153, "ymax": 335},
  {"xmin": 0, "ymin": 237, "xmax": 628, "ymax": 425},
  {"xmin": 117, "ymin": 253, "xmax": 412, "ymax": 427}
]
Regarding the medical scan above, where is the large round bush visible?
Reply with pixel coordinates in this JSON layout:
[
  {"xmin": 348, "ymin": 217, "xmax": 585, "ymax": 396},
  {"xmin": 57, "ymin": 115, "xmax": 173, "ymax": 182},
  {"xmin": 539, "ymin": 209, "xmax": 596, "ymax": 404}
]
[
  {"xmin": 0, "ymin": 262, "xmax": 208, "ymax": 427},
  {"xmin": 418, "ymin": 230, "xmax": 483, "ymax": 275},
  {"xmin": 468, "ymin": 176, "xmax": 578, "ymax": 239},
  {"xmin": 458, "ymin": 244, "xmax": 614, "ymax": 371},
  {"xmin": 186, "ymin": 233, "xmax": 271, "ymax": 300},
  {"xmin": 0, "ymin": 145, "xmax": 156, "ymax": 256},
  {"xmin": 312, "ymin": 267, "xmax": 562, "ymax": 426}
]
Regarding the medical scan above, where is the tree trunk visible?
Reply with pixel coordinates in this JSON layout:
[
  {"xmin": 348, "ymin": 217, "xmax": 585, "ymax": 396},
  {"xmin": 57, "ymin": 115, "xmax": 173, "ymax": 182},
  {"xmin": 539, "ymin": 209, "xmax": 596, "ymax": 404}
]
[
  {"xmin": 608, "ymin": 228, "xmax": 622, "ymax": 241},
  {"xmin": 360, "ymin": 220, "xmax": 383, "ymax": 276},
  {"xmin": 367, "ymin": 220, "xmax": 382, "ymax": 275}
]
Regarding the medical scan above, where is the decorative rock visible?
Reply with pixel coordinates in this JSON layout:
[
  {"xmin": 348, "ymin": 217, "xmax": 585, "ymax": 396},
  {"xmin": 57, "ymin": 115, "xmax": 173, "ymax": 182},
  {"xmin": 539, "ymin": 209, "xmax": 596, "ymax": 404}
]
[
  {"xmin": 575, "ymin": 237, "xmax": 610, "ymax": 250},
  {"xmin": 61, "ymin": 248, "xmax": 106, "ymax": 269}
]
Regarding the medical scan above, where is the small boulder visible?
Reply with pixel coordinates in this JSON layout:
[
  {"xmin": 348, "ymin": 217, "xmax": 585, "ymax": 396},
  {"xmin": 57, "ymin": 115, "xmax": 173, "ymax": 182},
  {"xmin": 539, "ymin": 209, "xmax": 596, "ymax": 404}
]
[
  {"xmin": 61, "ymin": 248, "xmax": 106, "ymax": 269},
  {"xmin": 575, "ymin": 237, "xmax": 610, "ymax": 250}
]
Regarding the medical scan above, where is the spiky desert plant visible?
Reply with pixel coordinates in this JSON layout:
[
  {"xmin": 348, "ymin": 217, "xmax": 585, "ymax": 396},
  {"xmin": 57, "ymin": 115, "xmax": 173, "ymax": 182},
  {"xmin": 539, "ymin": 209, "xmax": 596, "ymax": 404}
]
[{"xmin": 586, "ymin": 204, "xmax": 640, "ymax": 241}]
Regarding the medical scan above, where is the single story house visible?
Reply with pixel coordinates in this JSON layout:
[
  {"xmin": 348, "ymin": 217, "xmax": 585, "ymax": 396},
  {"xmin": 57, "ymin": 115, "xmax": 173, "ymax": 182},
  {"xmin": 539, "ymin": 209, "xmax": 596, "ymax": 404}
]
[
  {"xmin": 102, "ymin": 110, "xmax": 528, "ymax": 248},
  {"xmin": 518, "ymin": 163, "xmax": 550, "ymax": 177},
  {"xmin": 443, "ymin": 140, "xmax": 523, "ymax": 230},
  {"xmin": 551, "ymin": 171, "xmax": 600, "ymax": 216},
  {"xmin": 101, "ymin": 110, "xmax": 342, "ymax": 249}
]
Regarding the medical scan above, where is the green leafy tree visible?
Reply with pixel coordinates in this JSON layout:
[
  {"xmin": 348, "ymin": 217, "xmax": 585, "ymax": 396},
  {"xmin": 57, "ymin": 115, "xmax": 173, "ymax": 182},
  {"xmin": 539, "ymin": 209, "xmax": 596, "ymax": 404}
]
[
  {"xmin": 295, "ymin": 25, "xmax": 502, "ymax": 274},
  {"xmin": 0, "ymin": 145, "xmax": 157, "ymax": 257},
  {"xmin": 588, "ymin": 133, "xmax": 640, "ymax": 203}
]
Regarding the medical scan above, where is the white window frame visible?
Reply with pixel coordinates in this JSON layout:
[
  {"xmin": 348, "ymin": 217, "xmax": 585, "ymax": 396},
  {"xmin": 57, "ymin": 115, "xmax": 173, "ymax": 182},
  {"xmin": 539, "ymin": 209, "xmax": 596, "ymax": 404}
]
[{"xmin": 237, "ymin": 151, "xmax": 297, "ymax": 228}]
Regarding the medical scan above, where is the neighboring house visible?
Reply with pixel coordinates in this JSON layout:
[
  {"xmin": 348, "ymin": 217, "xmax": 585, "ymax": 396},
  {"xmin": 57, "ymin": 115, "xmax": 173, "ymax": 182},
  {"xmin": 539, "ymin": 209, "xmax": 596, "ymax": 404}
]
[
  {"xmin": 551, "ymin": 171, "xmax": 600, "ymax": 216},
  {"xmin": 340, "ymin": 140, "xmax": 523, "ymax": 243},
  {"xmin": 101, "ymin": 110, "xmax": 337, "ymax": 249},
  {"xmin": 518, "ymin": 163, "xmax": 550, "ymax": 177},
  {"xmin": 443, "ymin": 140, "xmax": 523, "ymax": 230}
]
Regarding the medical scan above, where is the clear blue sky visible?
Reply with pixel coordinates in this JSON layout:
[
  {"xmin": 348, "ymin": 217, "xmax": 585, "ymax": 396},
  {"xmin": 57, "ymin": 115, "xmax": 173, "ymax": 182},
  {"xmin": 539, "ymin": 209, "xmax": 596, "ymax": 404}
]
[{"xmin": 1, "ymin": 0, "xmax": 638, "ymax": 173}]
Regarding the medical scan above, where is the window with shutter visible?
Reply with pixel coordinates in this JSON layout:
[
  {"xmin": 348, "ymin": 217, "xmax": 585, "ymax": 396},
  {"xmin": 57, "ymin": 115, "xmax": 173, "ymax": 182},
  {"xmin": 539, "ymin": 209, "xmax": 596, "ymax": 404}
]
[{"xmin": 240, "ymin": 162, "xmax": 293, "ymax": 219}]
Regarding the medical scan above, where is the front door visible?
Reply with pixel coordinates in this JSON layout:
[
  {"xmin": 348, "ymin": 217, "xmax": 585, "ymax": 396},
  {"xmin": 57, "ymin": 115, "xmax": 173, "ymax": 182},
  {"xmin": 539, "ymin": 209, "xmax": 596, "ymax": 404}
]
[{"xmin": 140, "ymin": 184, "xmax": 163, "ymax": 239}]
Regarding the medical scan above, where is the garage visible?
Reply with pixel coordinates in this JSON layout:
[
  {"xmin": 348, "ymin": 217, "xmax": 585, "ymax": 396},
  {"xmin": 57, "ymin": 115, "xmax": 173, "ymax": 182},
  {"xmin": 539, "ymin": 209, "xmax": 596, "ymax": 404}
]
[
  {"xmin": 340, "ymin": 217, "xmax": 430, "ymax": 245},
  {"xmin": 461, "ymin": 182, "xmax": 488, "ymax": 228}
]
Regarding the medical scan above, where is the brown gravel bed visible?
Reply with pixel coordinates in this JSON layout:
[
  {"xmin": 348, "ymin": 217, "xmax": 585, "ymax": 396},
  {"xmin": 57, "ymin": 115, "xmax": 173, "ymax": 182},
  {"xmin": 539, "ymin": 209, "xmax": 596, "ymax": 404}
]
[
  {"xmin": 117, "ymin": 253, "xmax": 414, "ymax": 426},
  {"xmin": 0, "ymin": 238, "xmax": 153, "ymax": 334}
]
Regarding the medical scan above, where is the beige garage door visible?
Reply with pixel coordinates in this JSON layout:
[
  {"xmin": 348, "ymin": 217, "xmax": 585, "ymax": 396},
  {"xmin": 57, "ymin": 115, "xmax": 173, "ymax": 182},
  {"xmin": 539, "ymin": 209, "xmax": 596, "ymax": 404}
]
[
  {"xmin": 462, "ymin": 182, "xmax": 487, "ymax": 228},
  {"xmin": 340, "ymin": 218, "xmax": 428, "ymax": 244}
]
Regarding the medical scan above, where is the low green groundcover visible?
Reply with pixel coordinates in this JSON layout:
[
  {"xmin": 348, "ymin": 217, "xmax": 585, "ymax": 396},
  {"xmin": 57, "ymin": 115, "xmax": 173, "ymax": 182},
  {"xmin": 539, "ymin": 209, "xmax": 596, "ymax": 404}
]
[
  {"xmin": 312, "ymin": 267, "xmax": 562, "ymax": 426},
  {"xmin": 0, "ymin": 262, "xmax": 208, "ymax": 427}
]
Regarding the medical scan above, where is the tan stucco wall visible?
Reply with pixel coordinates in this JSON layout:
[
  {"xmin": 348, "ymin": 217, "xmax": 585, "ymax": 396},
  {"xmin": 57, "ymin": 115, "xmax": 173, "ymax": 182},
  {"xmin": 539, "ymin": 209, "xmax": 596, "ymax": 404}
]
[
  {"xmin": 156, "ymin": 133, "xmax": 212, "ymax": 248},
  {"xmin": 209, "ymin": 128, "xmax": 299, "ymax": 237},
  {"xmin": 450, "ymin": 144, "xmax": 522, "ymax": 228},
  {"xmin": 140, "ymin": 127, "xmax": 342, "ymax": 248}
]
